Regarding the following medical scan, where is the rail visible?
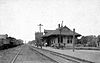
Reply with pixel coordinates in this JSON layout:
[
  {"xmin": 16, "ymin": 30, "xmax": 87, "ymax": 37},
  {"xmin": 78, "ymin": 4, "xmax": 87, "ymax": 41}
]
[
  {"xmin": 29, "ymin": 46, "xmax": 59, "ymax": 63},
  {"xmin": 10, "ymin": 45, "xmax": 23, "ymax": 63}
]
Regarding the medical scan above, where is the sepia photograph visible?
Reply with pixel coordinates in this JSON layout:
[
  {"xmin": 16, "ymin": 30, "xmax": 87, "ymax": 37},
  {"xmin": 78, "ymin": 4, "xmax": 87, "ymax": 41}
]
[{"xmin": 0, "ymin": 0, "xmax": 100, "ymax": 63}]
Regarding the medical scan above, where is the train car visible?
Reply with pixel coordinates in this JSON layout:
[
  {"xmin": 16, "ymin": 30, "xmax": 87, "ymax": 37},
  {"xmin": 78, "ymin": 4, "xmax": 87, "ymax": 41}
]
[
  {"xmin": 0, "ymin": 39, "xmax": 4, "ymax": 49},
  {"xmin": 14, "ymin": 39, "xmax": 23, "ymax": 46},
  {"xmin": 0, "ymin": 34, "xmax": 23, "ymax": 50},
  {"xmin": 2, "ymin": 39, "xmax": 10, "ymax": 49},
  {"xmin": 0, "ymin": 34, "xmax": 10, "ymax": 49}
]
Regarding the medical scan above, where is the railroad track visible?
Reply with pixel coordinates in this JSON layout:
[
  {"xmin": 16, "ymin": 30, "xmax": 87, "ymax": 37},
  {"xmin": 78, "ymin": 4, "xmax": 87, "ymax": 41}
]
[
  {"xmin": 30, "ymin": 46, "xmax": 95, "ymax": 63},
  {"xmin": 10, "ymin": 45, "xmax": 24, "ymax": 63},
  {"xmin": 10, "ymin": 45, "xmax": 59, "ymax": 63},
  {"xmin": 30, "ymin": 46, "xmax": 59, "ymax": 63}
]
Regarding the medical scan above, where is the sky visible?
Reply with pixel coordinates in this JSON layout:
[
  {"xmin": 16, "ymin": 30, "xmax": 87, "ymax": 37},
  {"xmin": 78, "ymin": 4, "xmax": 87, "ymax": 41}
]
[{"xmin": 0, "ymin": 0, "xmax": 100, "ymax": 41}]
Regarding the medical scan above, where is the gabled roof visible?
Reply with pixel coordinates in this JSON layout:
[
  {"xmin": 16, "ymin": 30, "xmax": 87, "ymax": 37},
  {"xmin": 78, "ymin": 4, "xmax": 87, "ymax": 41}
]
[
  {"xmin": 44, "ymin": 30, "xmax": 55, "ymax": 34},
  {"xmin": 42, "ymin": 26, "xmax": 81, "ymax": 37}
]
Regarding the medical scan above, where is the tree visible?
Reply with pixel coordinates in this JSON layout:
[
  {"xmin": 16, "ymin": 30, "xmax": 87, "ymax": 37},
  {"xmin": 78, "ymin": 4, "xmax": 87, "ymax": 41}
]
[
  {"xmin": 80, "ymin": 35, "xmax": 97, "ymax": 47},
  {"xmin": 80, "ymin": 36, "xmax": 88, "ymax": 46},
  {"xmin": 86, "ymin": 35, "xmax": 97, "ymax": 47}
]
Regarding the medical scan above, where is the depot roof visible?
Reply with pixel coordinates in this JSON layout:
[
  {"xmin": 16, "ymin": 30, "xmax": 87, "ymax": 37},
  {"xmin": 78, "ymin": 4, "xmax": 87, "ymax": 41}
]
[{"xmin": 42, "ymin": 26, "xmax": 81, "ymax": 37}]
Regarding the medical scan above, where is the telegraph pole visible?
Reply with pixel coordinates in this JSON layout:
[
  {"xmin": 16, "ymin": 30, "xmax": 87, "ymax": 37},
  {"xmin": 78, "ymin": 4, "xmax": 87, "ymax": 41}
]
[
  {"xmin": 60, "ymin": 21, "xmax": 63, "ymax": 42},
  {"xmin": 59, "ymin": 21, "xmax": 63, "ymax": 48},
  {"xmin": 38, "ymin": 24, "xmax": 43, "ymax": 33},
  {"xmin": 72, "ymin": 28, "xmax": 75, "ymax": 52}
]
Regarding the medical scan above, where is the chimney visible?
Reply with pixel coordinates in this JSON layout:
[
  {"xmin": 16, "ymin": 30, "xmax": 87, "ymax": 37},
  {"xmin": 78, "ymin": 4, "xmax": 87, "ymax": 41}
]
[{"xmin": 58, "ymin": 24, "xmax": 60, "ymax": 28}]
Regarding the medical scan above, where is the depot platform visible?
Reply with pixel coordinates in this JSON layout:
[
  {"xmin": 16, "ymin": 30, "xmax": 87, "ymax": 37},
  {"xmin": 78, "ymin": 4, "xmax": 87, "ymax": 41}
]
[{"xmin": 42, "ymin": 46, "xmax": 100, "ymax": 63}]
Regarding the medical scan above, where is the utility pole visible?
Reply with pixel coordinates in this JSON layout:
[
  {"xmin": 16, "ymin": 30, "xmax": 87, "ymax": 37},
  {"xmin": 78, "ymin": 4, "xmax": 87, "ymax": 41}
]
[
  {"xmin": 72, "ymin": 28, "xmax": 75, "ymax": 52},
  {"xmin": 59, "ymin": 21, "xmax": 63, "ymax": 48},
  {"xmin": 60, "ymin": 21, "xmax": 63, "ymax": 43},
  {"xmin": 38, "ymin": 24, "xmax": 43, "ymax": 33},
  {"xmin": 59, "ymin": 27, "xmax": 62, "ymax": 43}
]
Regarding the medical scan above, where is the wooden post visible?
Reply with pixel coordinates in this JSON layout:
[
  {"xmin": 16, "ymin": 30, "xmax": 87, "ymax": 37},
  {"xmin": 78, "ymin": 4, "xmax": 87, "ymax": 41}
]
[
  {"xmin": 59, "ymin": 27, "xmax": 62, "ymax": 49},
  {"xmin": 72, "ymin": 28, "xmax": 75, "ymax": 52},
  {"xmin": 96, "ymin": 38, "xmax": 98, "ymax": 47}
]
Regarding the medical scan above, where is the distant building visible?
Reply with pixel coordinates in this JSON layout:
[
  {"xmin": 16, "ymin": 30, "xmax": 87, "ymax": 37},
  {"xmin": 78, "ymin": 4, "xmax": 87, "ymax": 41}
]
[
  {"xmin": 42, "ymin": 24, "xmax": 81, "ymax": 47},
  {"xmin": 35, "ymin": 32, "xmax": 43, "ymax": 44},
  {"xmin": 35, "ymin": 32, "xmax": 43, "ymax": 40}
]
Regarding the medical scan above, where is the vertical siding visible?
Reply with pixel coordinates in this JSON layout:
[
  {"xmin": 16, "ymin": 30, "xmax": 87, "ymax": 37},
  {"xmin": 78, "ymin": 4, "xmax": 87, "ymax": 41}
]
[{"xmin": 55, "ymin": 37, "xmax": 58, "ymax": 44}]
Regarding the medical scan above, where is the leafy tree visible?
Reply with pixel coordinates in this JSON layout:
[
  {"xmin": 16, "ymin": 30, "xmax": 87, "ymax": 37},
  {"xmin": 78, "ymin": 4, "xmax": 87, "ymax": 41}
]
[
  {"xmin": 80, "ymin": 36, "xmax": 88, "ymax": 46},
  {"xmin": 85, "ymin": 35, "xmax": 97, "ymax": 47},
  {"xmin": 80, "ymin": 35, "xmax": 97, "ymax": 47}
]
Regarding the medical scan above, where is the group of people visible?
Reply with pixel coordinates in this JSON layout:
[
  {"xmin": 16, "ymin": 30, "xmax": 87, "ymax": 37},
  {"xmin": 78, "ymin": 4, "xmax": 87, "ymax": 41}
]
[
  {"xmin": 51, "ymin": 43, "xmax": 65, "ymax": 49},
  {"xmin": 35, "ymin": 41, "xmax": 65, "ymax": 49}
]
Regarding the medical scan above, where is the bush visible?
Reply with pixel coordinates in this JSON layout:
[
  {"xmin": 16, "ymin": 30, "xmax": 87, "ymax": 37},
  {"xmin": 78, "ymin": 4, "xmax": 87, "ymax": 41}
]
[{"xmin": 87, "ymin": 42, "xmax": 97, "ymax": 47}]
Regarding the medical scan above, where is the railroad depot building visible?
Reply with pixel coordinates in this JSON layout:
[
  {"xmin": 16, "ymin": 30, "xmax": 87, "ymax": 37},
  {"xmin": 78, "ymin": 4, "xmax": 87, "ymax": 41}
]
[{"xmin": 42, "ymin": 24, "xmax": 81, "ymax": 47}]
